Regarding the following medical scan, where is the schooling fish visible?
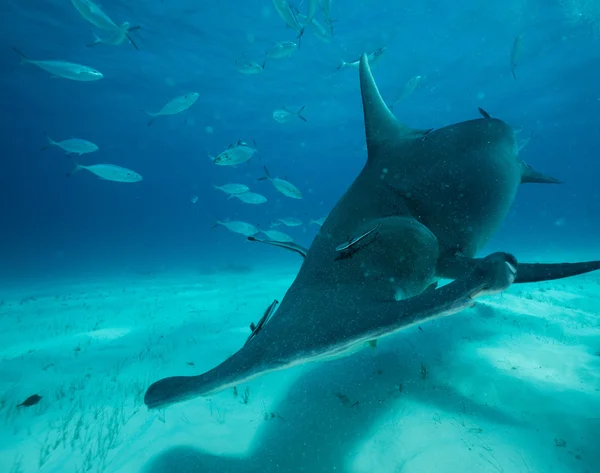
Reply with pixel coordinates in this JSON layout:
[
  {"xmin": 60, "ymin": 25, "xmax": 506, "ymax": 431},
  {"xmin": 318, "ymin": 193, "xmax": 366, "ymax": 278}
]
[
  {"xmin": 259, "ymin": 166, "xmax": 303, "ymax": 199},
  {"xmin": 216, "ymin": 220, "xmax": 259, "ymax": 237},
  {"xmin": 272, "ymin": 106, "xmax": 307, "ymax": 123},
  {"xmin": 213, "ymin": 183, "xmax": 250, "ymax": 195},
  {"xmin": 510, "ymin": 34, "xmax": 523, "ymax": 80},
  {"xmin": 12, "ymin": 47, "xmax": 103, "ymax": 81},
  {"xmin": 142, "ymin": 92, "xmax": 199, "ymax": 126},
  {"xmin": 266, "ymin": 41, "xmax": 298, "ymax": 60},
  {"xmin": 42, "ymin": 136, "xmax": 98, "ymax": 155},
  {"xmin": 87, "ymin": 22, "xmax": 141, "ymax": 50},
  {"xmin": 235, "ymin": 59, "xmax": 265, "ymax": 75},
  {"xmin": 211, "ymin": 141, "xmax": 258, "ymax": 166},
  {"xmin": 338, "ymin": 47, "xmax": 385, "ymax": 70},
  {"xmin": 231, "ymin": 192, "xmax": 267, "ymax": 204},
  {"xmin": 67, "ymin": 163, "xmax": 143, "ymax": 182}
]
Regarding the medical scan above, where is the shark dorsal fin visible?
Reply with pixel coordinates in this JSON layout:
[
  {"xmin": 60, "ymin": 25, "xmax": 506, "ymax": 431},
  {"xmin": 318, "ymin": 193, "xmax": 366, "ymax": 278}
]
[{"xmin": 359, "ymin": 53, "xmax": 419, "ymax": 162}]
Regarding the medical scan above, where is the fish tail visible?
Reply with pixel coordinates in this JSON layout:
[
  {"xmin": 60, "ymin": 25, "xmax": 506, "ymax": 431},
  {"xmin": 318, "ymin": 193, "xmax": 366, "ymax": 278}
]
[
  {"xmin": 296, "ymin": 27, "xmax": 305, "ymax": 48},
  {"xmin": 297, "ymin": 105, "xmax": 307, "ymax": 122},
  {"xmin": 41, "ymin": 134, "xmax": 55, "ymax": 151},
  {"xmin": 258, "ymin": 166, "xmax": 271, "ymax": 181},
  {"xmin": 86, "ymin": 33, "xmax": 101, "ymax": 48},
  {"xmin": 511, "ymin": 66, "xmax": 516, "ymax": 80},
  {"xmin": 66, "ymin": 162, "xmax": 83, "ymax": 177},
  {"xmin": 12, "ymin": 46, "xmax": 29, "ymax": 65},
  {"xmin": 141, "ymin": 110, "xmax": 156, "ymax": 125},
  {"xmin": 126, "ymin": 33, "xmax": 139, "ymax": 50}
]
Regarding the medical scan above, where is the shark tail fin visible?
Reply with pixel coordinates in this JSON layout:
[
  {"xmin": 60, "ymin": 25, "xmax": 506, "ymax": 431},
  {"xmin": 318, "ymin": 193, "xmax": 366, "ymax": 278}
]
[{"xmin": 520, "ymin": 162, "xmax": 561, "ymax": 184}]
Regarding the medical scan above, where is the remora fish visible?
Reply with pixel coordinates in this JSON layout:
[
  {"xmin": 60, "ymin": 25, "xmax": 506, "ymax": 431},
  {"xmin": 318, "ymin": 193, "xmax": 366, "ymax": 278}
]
[{"xmin": 12, "ymin": 47, "xmax": 103, "ymax": 81}]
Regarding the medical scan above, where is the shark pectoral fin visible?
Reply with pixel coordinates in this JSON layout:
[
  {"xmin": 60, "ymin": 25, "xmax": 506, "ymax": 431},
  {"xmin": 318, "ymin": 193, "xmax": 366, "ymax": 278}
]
[
  {"xmin": 367, "ymin": 252, "xmax": 516, "ymax": 336},
  {"xmin": 144, "ymin": 345, "xmax": 264, "ymax": 410},
  {"xmin": 437, "ymin": 255, "xmax": 600, "ymax": 284}
]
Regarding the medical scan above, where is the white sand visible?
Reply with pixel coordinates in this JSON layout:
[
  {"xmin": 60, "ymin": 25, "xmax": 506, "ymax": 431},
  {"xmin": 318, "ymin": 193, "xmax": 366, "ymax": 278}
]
[{"xmin": 1, "ymin": 266, "xmax": 599, "ymax": 473}]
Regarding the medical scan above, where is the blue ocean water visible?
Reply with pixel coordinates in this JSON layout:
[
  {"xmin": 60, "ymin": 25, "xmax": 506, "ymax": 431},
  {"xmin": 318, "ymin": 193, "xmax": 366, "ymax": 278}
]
[{"xmin": 1, "ymin": 0, "xmax": 599, "ymax": 282}]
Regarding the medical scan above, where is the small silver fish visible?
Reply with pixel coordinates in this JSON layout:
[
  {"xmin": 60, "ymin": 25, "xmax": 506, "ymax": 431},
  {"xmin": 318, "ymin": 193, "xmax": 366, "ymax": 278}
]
[
  {"xmin": 191, "ymin": 195, "xmax": 198, "ymax": 204},
  {"xmin": 87, "ymin": 22, "xmax": 140, "ymax": 50},
  {"xmin": 273, "ymin": 106, "xmax": 307, "ymax": 123},
  {"xmin": 211, "ymin": 141, "xmax": 257, "ymax": 166},
  {"xmin": 272, "ymin": 0, "xmax": 304, "ymax": 35},
  {"xmin": 310, "ymin": 17, "xmax": 334, "ymax": 43},
  {"xmin": 13, "ymin": 47, "xmax": 103, "ymax": 81},
  {"xmin": 142, "ymin": 92, "xmax": 199, "ymax": 126},
  {"xmin": 213, "ymin": 183, "xmax": 250, "ymax": 195},
  {"xmin": 261, "ymin": 230, "xmax": 295, "ymax": 242},
  {"xmin": 231, "ymin": 192, "xmax": 267, "ymax": 204},
  {"xmin": 510, "ymin": 34, "xmax": 523, "ymax": 80},
  {"xmin": 306, "ymin": 0, "xmax": 319, "ymax": 23},
  {"xmin": 391, "ymin": 75, "xmax": 423, "ymax": 110},
  {"xmin": 71, "ymin": 0, "xmax": 118, "ymax": 30},
  {"xmin": 42, "ymin": 136, "xmax": 98, "ymax": 155},
  {"xmin": 259, "ymin": 166, "xmax": 302, "ymax": 199},
  {"xmin": 216, "ymin": 220, "xmax": 259, "ymax": 236},
  {"xmin": 67, "ymin": 163, "xmax": 142, "ymax": 182},
  {"xmin": 309, "ymin": 216, "xmax": 327, "ymax": 227},
  {"xmin": 320, "ymin": 0, "xmax": 332, "ymax": 22},
  {"xmin": 266, "ymin": 41, "xmax": 298, "ymax": 59},
  {"xmin": 271, "ymin": 217, "xmax": 303, "ymax": 227},
  {"xmin": 338, "ymin": 47, "xmax": 386, "ymax": 70},
  {"xmin": 235, "ymin": 59, "xmax": 265, "ymax": 75}
]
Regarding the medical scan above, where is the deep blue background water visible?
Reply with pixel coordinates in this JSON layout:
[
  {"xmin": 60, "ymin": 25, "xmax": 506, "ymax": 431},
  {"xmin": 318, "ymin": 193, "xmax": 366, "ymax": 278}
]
[{"xmin": 1, "ymin": 0, "xmax": 599, "ymax": 281}]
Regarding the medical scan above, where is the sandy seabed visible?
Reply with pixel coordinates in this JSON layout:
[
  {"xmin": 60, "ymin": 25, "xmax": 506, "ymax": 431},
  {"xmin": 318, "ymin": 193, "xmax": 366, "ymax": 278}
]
[{"xmin": 1, "ymin": 264, "xmax": 599, "ymax": 473}]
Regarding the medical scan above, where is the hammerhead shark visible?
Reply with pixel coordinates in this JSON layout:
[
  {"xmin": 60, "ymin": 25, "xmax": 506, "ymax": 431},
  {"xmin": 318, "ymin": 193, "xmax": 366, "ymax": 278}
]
[{"xmin": 144, "ymin": 54, "xmax": 600, "ymax": 410}]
